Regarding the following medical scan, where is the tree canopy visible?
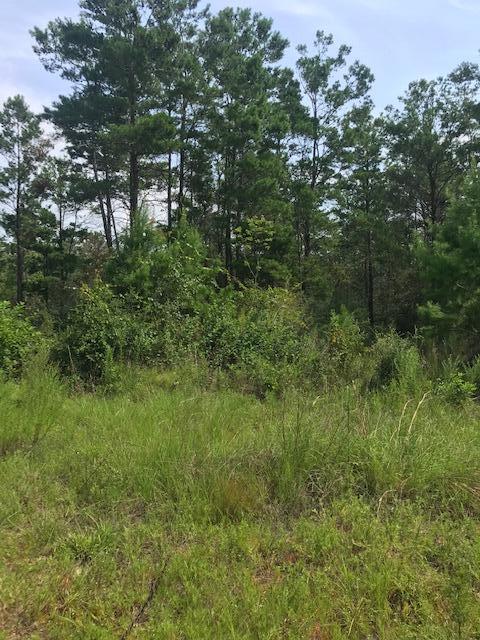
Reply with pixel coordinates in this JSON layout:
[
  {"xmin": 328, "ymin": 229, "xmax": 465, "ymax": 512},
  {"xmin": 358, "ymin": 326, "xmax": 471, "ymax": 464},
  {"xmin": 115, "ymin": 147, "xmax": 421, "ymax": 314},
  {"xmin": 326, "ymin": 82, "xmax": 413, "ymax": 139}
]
[{"xmin": 0, "ymin": 0, "xmax": 478, "ymax": 346}]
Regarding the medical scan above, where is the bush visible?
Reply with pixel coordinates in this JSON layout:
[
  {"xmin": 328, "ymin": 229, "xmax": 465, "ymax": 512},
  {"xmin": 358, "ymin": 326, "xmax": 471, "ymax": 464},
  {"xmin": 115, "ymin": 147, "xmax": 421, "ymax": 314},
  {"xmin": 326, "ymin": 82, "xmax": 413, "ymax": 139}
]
[
  {"xmin": 62, "ymin": 242, "xmax": 321, "ymax": 395},
  {"xmin": 0, "ymin": 301, "xmax": 44, "ymax": 378},
  {"xmin": 58, "ymin": 282, "xmax": 124, "ymax": 386},
  {"xmin": 324, "ymin": 308, "xmax": 366, "ymax": 383},
  {"xmin": 321, "ymin": 314, "xmax": 427, "ymax": 394},
  {"xmin": 436, "ymin": 373, "xmax": 475, "ymax": 405},
  {"xmin": 201, "ymin": 287, "xmax": 315, "ymax": 396},
  {"xmin": 436, "ymin": 371, "xmax": 476, "ymax": 405},
  {"xmin": 107, "ymin": 214, "xmax": 217, "ymax": 316},
  {"xmin": 103, "ymin": 214, "xmax": 221, "ymax": 370},
  {"xmin": 58, "ymin": 281, "xmax": 153, "ymax": 387},
  {"xmin": 97, "ymin": 216, "xmax": 320, "ymax": 394},
  {"xmin": 465, "ymin": 356, "xmax": 480, "ymax": 397},
  {"xmin": 148, "ymin": 301, "xmax": 203, "ymax": 365},
  {"xmin": 368, "ymin": 331, "xmax": 425, "ymax": 393}
]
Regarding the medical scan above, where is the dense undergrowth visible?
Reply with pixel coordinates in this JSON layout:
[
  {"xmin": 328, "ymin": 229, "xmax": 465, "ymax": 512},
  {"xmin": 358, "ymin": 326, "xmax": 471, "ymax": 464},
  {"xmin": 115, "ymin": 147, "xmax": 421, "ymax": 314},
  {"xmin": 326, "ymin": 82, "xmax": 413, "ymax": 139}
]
[
  {"xmin": 2, "ymin": 216, "xmax": 479, "ymax": 402},
  {"xmin": 1, "ymin": 359, "xmax": 480, "ymax": 639}
]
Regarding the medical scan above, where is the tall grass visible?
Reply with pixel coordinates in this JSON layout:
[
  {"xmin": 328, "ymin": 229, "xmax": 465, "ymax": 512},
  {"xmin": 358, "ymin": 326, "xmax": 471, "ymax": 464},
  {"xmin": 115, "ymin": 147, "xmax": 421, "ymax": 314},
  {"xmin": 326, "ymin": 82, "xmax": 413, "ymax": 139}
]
[{"xmin": 1, "ymin": 364, "xmax": 480, "ymax": 638}]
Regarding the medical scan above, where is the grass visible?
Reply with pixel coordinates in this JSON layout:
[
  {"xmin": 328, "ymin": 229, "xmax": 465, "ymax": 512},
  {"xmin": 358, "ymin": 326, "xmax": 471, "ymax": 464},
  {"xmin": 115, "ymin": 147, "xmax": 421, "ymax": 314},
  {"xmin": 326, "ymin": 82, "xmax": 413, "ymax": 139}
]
[{"xmin": 1, "ymin": 364, "xmax": 480, "ymax": 639}]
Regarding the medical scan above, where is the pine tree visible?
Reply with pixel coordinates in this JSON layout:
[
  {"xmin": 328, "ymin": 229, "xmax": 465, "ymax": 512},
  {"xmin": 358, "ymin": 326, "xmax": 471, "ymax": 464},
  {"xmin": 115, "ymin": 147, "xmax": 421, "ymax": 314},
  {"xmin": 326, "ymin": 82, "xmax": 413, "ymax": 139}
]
[
  {"xmin": 294, "ymin": 31, "xmax": 373, "ymax": 259},
  {"xmin": 385, "ymin": 63, "xmax": 480, "ymax": 235},
  {"xmin": 418, "ymin": 170, "xmax": 480, "ymax": 350},
  {"xmin": 198, "ymin": 8, "xmax": 289, "ymax": 273},
  {"xmin": 32, "ymin": 0, "xmax": 175, "ymax": 228},
  {"xmin": 0, "ymin": 96, "xmax": 50, "ymax": 302}
]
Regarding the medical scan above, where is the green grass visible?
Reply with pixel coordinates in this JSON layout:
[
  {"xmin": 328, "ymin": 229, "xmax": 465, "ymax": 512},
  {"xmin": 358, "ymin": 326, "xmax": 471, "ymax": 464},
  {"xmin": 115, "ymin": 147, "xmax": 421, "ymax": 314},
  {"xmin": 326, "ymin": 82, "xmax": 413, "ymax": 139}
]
[{"xmin": 1, "ymin": 365, "xmax": 480, "ymax": 639}]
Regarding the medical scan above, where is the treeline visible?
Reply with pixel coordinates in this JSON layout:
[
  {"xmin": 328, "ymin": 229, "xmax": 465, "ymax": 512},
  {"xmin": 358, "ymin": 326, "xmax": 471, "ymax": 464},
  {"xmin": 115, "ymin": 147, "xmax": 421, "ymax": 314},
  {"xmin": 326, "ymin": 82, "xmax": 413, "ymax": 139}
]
[{"xmin": 1, "ymin": 0, "xmax": 480, "ymax": 388}]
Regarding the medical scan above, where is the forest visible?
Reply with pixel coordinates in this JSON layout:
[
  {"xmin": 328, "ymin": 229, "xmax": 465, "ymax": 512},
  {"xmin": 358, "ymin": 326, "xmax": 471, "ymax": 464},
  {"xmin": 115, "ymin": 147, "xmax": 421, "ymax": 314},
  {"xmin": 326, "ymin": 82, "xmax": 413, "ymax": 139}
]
[{"xmin": 1, "ymin": 0, "xmax": 480, "ymax": 638}]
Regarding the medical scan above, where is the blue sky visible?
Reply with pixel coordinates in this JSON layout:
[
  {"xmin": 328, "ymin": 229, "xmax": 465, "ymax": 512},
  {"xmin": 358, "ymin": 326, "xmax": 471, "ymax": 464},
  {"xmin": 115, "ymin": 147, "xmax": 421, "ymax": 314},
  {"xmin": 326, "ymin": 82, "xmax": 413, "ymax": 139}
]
[{"xmin": 1, "ymin": 0, "xmax": 479, "ymax": 113}]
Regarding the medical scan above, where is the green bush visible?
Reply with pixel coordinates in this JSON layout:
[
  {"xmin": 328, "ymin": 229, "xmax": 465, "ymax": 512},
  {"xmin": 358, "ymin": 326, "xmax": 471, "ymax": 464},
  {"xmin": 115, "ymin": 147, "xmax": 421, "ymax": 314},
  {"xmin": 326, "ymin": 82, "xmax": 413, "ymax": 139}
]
[
  {"xmin": 321, "ymin": 315, "xmax": 427, "ymax": 394},
  {"xmin": 63, "ymin": 234, "xmax": 322, "ymax": 395},
  {"xmin": 59, "ymin": 278, "xmax": 204, "ymax": 387},
  {"xmin": 55, "ymin": 212, "xmax": 458, "ymax": 399},
  {"xmin": 325, "ymin": 308, "xmax": 366, "ymax": 383},
  {"xmin": 103, "ymin": 214, "xmax": 221, "ymax": 371},
  {"xmin": 58, "ymin": 282, "xmax": 125, "ymax": 386},
  {"xmin": 148, "ymin": 301, "xmax": 203, "ymax": 365},
  {"xmin": 465, "ymin": 356, "xmax": 480, "ymax": 397},
  {"xmin": 107, "ymin": 214, "xmax": 217, "ymax": 315},
  {"xmin": 368, "ymin": 331, "xmax": 425, "ymax": 393},
  {"xmin": 0, "ymin": 301, "xmax": 43, "ymax": 378},
  {"xmin": 201, "ymin": 287, "xmax": 315, "ymax": 395},
  {"xmin": 436, "ymin": 371, "xmax": 476, "ymax": 405}
]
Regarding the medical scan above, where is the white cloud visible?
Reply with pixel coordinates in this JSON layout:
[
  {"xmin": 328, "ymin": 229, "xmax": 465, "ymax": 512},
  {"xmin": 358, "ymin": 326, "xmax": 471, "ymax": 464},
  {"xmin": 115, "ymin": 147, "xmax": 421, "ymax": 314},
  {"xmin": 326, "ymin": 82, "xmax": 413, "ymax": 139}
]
[
  {"xmin": 449, "ymin": 0, "xmax": 480, "ymax": 11},
  {"xmin": 345, "ymin": 0, "xmax": 404, "ymax": 13},
  {"xmin": 222, "ymin": 0, "xmax": 334, "ymax": 18},
  {"xmin": 275, "ymin": 0, "xmax": 330, "ymax": 17},
  {"xmin": 0, "ymin": 80, "xmax": 48, "ymax": 113}
]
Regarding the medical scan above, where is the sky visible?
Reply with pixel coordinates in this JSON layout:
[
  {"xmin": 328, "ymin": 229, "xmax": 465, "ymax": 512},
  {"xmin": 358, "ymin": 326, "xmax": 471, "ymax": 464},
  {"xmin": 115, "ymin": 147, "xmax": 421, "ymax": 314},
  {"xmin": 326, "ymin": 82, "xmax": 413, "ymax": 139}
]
[{"xmin": 0, "ymin": 0, "xmax": 479, "ymax": 114}]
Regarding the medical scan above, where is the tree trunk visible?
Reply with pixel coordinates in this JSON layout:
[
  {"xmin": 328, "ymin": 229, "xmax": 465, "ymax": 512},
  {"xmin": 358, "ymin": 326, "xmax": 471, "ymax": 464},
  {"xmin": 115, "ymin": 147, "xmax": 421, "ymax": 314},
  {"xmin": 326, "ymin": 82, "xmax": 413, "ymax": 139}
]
[
  {"xmin": 304, "ymin": 101, "xmax": 319, "ymax": 259},
  {"xmin": 111, "ymin": 210, "xmax": 119, "ymax": 251},
  {"xmin": 167, "ymin": 150, "xmax": 173, "ymax": 231},
  {"xmin": 225, "ymin": 211, "xmax": 233, "ymax": 273},
  {"xmin": 92, "ymin": 153, "xmax": 112, "ymax": 249},
  {"xmin": 105, "ymin": 192, "xmax": 117, "ymax": 251},
  {"xmin": 105, "ymin": 167, "xmax": 119, "ymax": 250},
  {"xmin": 15, "ymin": 135, "xmax": 24, "ymax": 303},
  {"xmin": 58, "ymin": 202, "xmax": 65, "ymax": 285},
  {"xmin": 366, "ymin": 229, "xmax": 374, "ymax": 327},
  {"xmin": 178, "ymin": 97, "xmax": 187, "ymax": 223},
  {"xmin": 129, "ymin": 150, "xmax": 139, "ymax": 226},
  {"xmin": 15, "ymin": 205, "xmax": 24, "ymax": 304},
  {"xmin": 128, "ymin": 68, "xmax": 139, "ymax": 227},
  {"xmin": 304, "ymin": 219, "xmax": 311, "ymax": 258}
]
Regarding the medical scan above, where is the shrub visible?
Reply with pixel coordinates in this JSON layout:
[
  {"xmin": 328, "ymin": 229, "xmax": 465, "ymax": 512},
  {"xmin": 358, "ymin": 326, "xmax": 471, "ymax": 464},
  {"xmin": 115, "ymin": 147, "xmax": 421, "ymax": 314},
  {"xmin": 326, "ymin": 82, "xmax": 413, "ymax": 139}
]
[
  {"xmin": 59, "ymin": 279, "xmax": 192, "ymax": 386},
  {"xmin": 149, "ymin": 301, "xmax": 203, "ymax": 365},
  {"xmin": 232, "ymin": 288, "xmax": 315, "ymax": 394},
  {"xmin": 107, "ymin": 214, "xmax": 217, "ymax": 316},
  {"xmin": 58, "ymin": 281, "xmax": 139, "ymax": 387},
  {"xmin": 0, "ymin": 301, "xmax": 43, "ymax": 378},
  {"xmin": 368, "ymin": 331, "xmax": 425, "ymax": 393},
  {"xmin": 325, "ymin": 308, "xmax": 366, "ymax": 383},
  {"xmin": 201, "ymin": 287, "xmax": 315, "ymax": 395},
  {"xmin": 465, "ymin": 356, "xmax": 480, "ymax": 397},
  {"xmin": 103, "ymin": 214, "xmax": 221, "ymax": 370},
  {"xmin": 100, "ymin": 215, "xmax": 320, "ymax": 394},
  {"xmin": 436, "ymin": 371, "xmax": 476, "ymax": 405}
]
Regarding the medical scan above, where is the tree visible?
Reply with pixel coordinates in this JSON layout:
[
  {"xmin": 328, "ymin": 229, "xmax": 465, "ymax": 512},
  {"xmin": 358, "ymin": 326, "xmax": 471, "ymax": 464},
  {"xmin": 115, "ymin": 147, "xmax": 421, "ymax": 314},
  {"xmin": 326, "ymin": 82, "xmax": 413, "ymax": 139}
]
[
  {"xmin": 149, "ymin": 0, "xmax": 209, "ymax": 229},
  {"xmin": 385, "ymin": 63, "xmax": 480, "ymax": 236},
  {"xmin": 0, "ymin": 96, "xmax": 50, "ymax": 302},
  {"xmin": 32, "ymin": 0, "xmax": 175, "ymax": 228},
  {"xmin": 42, "ymin": 90, "xmax": 124, "ymax": 248},
  {"xmin": 197, "ymin": 8, "xmax": 289, "ymax": 273},
  {"xmin": 335, "ymin": 104, "xmax": 419, "ymax": 330},
  {"xmin": 336, "ymin": 103, "xmax": 385, "ymax": 326},
  {"xmin": 418, "ymin": 170, "xmax": 480, "ymax": 352},
  {"xmin": 32, "ymin": 158, "xmax": 90, "ymax": 314},
  {"xmin": 294, "ymin": 31, "xmax": 373, "ymax": 259}
]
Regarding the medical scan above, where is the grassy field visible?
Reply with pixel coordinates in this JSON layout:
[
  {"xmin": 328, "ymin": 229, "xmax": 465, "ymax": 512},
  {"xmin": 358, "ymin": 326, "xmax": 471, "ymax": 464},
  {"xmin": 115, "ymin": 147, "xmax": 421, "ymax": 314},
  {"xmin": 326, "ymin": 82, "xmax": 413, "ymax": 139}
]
[{"xmin": 1, "ymin": 365, "xmax": 480, "ymax": 639}]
